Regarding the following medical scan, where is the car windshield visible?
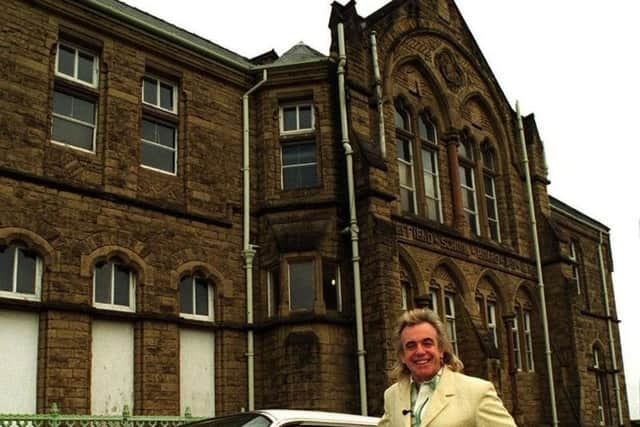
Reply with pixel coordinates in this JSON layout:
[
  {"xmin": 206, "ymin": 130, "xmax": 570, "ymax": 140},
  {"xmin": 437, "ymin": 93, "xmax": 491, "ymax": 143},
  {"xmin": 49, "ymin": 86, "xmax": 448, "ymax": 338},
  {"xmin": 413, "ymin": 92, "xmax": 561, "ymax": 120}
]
[{"xmin": 183, "ymin": 414, "xmax": 271, "ymax": 427}]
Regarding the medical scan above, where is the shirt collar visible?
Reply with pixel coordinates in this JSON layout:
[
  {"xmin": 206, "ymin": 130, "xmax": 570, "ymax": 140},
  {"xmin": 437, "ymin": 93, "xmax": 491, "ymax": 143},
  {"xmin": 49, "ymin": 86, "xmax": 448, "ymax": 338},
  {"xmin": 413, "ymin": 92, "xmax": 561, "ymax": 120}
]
[{"xmin": 410, "ymin": 367, "xmax": 443, "ymax": 392}]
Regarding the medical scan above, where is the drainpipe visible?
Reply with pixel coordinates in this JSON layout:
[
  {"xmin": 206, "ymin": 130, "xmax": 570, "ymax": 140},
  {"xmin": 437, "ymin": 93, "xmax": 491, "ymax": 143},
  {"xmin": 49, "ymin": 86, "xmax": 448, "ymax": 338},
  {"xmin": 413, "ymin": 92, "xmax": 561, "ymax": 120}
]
[
  {"xmin": 337, "ymin": 22, "xmax": 368, "ymax": 416},
  {"xmin": 597, "ymin": 232, "xmax": 624, "ymax": 425},
  {"xmin": 515, "ymin": 101, "xmax": 558, "ymax": 427},
  {"xmin": 242, "ymin": 69, "xmax": 267, "ymax": 411},
  {"xmin": 369, "ymin": 31, "xmax": 386, "ymax": 158}
]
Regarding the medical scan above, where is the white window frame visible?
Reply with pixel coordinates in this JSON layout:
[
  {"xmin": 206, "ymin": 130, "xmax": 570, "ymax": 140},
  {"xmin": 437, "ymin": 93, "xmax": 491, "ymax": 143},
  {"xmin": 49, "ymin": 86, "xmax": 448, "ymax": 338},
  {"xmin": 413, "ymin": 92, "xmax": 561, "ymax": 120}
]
[
  {"xmin": 56, "ymin": 42, "xmax": 99, "ymax": 88},
  {"xmin": 593, "ymin": 347, "xmax": 606, "ymax": 425},
  {"xmin": 279, "ymin": 103, "xmax": 315, "ymax": 135},
  {"xmin": 280, "ymin": 139, "xmax": 318, "ymax": 190},
  {"xmin": 460, "ymin": 164, "xmax": 480, "ymax": 235},
  {"xmin": 51, "ymin": 90, "xmax": 97, "ymax": 154},
  {"xmin": 487, "ymin": 301, "xmax": 498, "ymax": 348},
  {"xmin": 428, "ymin": 288, "xmax": 439, "ymax": 314},
  {"xmin": 397, "ymin": 137, "xmax": 417, "ymax": 214},
  {"xmin": 444, "ymin": 294, "xmax": 458, "ymax": 355},
  {"xmin": 523, "ymin": 311, "xmax": 534, "ymax": 371},
  {"xmin": 179, "ymin": 276, "xmax": 214, "ymax": 322},
  {"xmin": 401, "ymin": 283, "xmax": 409, "ymax": 310},
  {"xmin": 0, "ymin": 245, "xmax": 42, "ymax": 302},
  {"xmin": 140, "ymin": 118, "xmax": 177, "ymax": 175},
  {"xmin": 422, "ymin": 147, "xmax": 443, "ymax": 223},
  {"xmin": 484, "ymin": 172, "xmax": 501, "ymax": 241},
  {"xmin": 142, "ymin": 75, "xmax": 178, "ymax": 114},
  {"xmin": 512, "ymin": 314, "xmax": 522, "ymax": 371},
  {"xmin": 569, "ymin": 241, "xmax": 581, "ymax": 295},
  {"xmin": 93, "ymin": 262, "xmax": 136, "ymax": 313},
  {"xmin": 288, "ymin": 260, "xmax": 315, "ymax": 311}
]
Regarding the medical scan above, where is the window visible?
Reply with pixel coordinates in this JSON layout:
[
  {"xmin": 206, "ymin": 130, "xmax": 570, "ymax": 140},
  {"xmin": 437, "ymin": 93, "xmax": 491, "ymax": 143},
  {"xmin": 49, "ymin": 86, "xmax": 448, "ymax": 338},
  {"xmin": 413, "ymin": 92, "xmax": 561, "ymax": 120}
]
[
  {"xmin": 523, "ymin": 311, "xmax": 534, "ymax": 371},
  {"xmin": 401, "ymin": 283, "xmax": 409, "ymax": 310},
  {"xmin": 486, "ymin": 301, "xmax": 498, "ymax": 348},
  {"xmin": 288, "ymin": 261, "xmax": 314, "ymax": 311},
  {"xmin": 459, "ymin": 139, "xmax": 479, "ymax": 235},
  {"xmin": 280, "ymin": 104, "xmax": 314, "ymax": 134},
  {"xmin": 511, "ymin": 315, "xmax": 522, "ymax": 371},
  {"xmin": 419, "ymin": 116, "xmax": 442, "ymax": 222},
  {"xmin": 267, "ymin": 268, "xmax": 280, "ymax": 318},
  {"xmin": 180, "ymin": 275, "xmax": 213, "ymax": 321},
  {"xmin": 140, "ymin": 73, "xmax": 178, "ymax": 175},
  {"xmin": 569, "ymin": 240, "xmax": 581, "ymax": 295},
  {"xmin": 93, "ymin": 260, "xmax": 135, "ymax": 311},
  {"xmin": 0, "ymin": 244, "xmax": 42, "ymax": 301},
  {"xmin": 322, "ymin": 262, "xmax": 342, "ymax": 312},
  {"xmin": 140, "ymin": 118, "xmax": 177, "ymax": 174},
  {"xmin": 444, "ymin": 294, "xmax": 458, "ymax": 355},
  {"xmin": 482, "ymin": 145, "xmax": 500, "ymax": 241},
  {"xmin": 395, "ymin": 100, "xmax": 417, "ymax": 214},
  {"xmin": 56, "ymin": 42, "xmax": 99, "ymax": 88},
  {"xmin": 281, "ymin": 140, "xmax": 318, "ymax": 190},
  {"xmin": 52, "ymin": 90, "xmax": 96, "ymax": 152},
  {"xmin": 593, "ymin": 346, "xmax": 608, "ymax": 426},
  {"xmin": 426, "ymin": 288, "xmax": 439, "ymax": 314},
  {"xmin": 142, "ymin": 75, "xmax": 177, "ymax": 113}
]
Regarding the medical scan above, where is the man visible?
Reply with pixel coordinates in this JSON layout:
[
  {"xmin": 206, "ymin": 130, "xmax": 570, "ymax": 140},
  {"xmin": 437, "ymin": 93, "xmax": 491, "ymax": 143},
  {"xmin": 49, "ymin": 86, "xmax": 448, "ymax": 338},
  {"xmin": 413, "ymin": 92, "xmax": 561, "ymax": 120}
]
[{"xmin": 378, "ymin": 308, "xmax": 516, "ymax": 427}]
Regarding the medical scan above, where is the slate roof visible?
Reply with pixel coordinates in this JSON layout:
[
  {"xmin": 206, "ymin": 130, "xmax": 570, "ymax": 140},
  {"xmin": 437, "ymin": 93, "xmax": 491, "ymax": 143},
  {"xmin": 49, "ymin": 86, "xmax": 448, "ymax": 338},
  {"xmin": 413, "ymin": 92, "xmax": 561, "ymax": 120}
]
[{"xmin": 270, "ymin": 42, "xmax": 328, "ymax": 67}]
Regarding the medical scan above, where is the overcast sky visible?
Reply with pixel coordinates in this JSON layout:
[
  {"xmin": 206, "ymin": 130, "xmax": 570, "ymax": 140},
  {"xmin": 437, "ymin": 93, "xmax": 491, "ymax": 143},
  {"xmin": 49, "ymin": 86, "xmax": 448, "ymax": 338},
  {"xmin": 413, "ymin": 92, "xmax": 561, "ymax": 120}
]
[{"xmin": 122, "ymin": 0, "xmax": 640, "ymax": 418}]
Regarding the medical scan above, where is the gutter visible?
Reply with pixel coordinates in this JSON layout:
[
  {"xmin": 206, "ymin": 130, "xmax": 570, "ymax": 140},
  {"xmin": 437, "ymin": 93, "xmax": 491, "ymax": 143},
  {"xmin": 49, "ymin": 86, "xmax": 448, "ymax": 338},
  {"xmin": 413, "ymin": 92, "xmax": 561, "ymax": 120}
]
[
  {"xmin": 337, "ymin": 22, "xmax": 368, "ymax": 416},
  {"xmin": 242, "ymin": 69, "xmax": 268, "ymax": 411},
  {"xmin": 516, "ymin": 101, "xmax": 558, "ymax": 427}
]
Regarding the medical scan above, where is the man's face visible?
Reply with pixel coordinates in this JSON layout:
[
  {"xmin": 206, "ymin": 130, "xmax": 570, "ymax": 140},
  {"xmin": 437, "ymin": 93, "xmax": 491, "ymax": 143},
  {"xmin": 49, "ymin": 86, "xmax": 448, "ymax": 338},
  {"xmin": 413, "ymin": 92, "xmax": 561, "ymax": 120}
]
[{"xmin": 399, "ymin": 322, "xmax": 444, "ymax": 383}]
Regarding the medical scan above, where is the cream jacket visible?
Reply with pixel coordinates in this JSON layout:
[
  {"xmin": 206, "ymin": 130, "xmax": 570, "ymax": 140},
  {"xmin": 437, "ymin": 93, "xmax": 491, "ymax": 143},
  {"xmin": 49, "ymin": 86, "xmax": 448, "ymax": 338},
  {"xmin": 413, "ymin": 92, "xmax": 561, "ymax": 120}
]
[{"xmin": 377, "ymin": 367, "xmax": 516, "ymax": 427}]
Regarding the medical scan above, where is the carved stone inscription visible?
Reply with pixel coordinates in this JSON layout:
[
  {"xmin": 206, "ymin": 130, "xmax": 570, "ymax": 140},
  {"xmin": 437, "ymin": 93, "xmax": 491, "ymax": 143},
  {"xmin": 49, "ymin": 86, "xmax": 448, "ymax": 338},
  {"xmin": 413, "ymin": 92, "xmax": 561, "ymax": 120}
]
[{"xmin": 396, "ymin": 223, "xmax": 534, "ymax": 276}]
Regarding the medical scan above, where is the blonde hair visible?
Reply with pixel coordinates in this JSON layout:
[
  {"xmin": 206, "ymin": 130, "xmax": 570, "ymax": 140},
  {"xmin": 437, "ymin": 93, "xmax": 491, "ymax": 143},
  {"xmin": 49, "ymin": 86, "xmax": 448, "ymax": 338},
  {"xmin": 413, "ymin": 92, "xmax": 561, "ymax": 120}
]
[{"xmin": 390, "ymin": 308, "xmax": 464, "ymax": 382}]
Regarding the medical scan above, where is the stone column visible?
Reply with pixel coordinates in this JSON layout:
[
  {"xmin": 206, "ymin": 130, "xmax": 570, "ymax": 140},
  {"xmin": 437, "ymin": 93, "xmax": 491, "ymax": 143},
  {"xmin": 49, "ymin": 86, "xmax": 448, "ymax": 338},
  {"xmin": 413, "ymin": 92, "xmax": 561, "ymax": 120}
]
[{"xmin": 441, "ymin": 130, "xmax": 466, "ymax": 232}]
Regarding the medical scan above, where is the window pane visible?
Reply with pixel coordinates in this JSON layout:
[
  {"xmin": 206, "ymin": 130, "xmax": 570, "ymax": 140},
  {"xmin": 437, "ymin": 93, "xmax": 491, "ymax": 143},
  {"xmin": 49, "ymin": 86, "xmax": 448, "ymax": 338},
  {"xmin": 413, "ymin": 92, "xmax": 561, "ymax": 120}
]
[
  {"xmin": 282, "ymin": 107, "xmax": 297, "ymax": 131},
  {"xmin": 160, "ymin": 83, "xmax": 174, "ymax": 111},
  {"xmin": 426, "ymin": 199, "xmax": 438, "ymax": 221},
  {"xmin": 143, "ymin": 78, "xmax": 157, "ymax": 105},
  {"xmin": 0, "ymin": 247, "xmax": 14, "ymax": 291},
  {"xmin": 422, "ymin": 149, "xmax": 435, "ymax": 172},
  {"xmin": 484, "ymin": 175, "xmax": 495, "ymax": 197},
  {"xmin": 180, "ymin": 277, "xmax": 193, "ymax": 314},
  {"xmin": 424, "ymin": 174, "xmax": 435, "ymax": 197},
  {"xmin": 114, "ymin": 265, "xmax": 130, "ymax": 307},
  {"xmin": 16, "ymin": 249, "xmax": 37, "ymax": 294},
  {"xmin": 290, "ymin": 262, "xmax": 314, "ymax": 310},
  {"xmin": 298, "ymin": 164, "xmax": 318, "ymax": 187},
  {"xmin": 396, "ymin": 139, "xmax": 411, "ymax": 161},
  {"xmin": 298, "ymin": 106, "xmax": 312, "ymax": 129},
  {"xmin": 77, "ymin": 52, "xmax": 95, "ymax": 84},
  {"xmin": 53, "ymin": 91, "xmax": 73, "ymax": 116},
  {"xmin": 141, "ymin": 119, "xmax": 156, "ymax": 141},
  {"xmin": 195, "ymin": 277, "xmax": 209, "ymax": 316},
  {"xmin": 73, "ymin": 97, "xmax": 96, "ymax": 124},
  {"xmin": 94, "ymin": 262, "xmax": 111, "ymax": 304},
  {"xmin": 52, "ymin": 117, "xmax": 94, "ymax": 151},
  {"xmin": 141, "ymin": 142, "xmax": 175, "ymax": 173},
  {"xmin": 398, "ymin": 163, "xmax": 413, "ymax": 187},
  {"xmin": 58, "ymin": 45, "xmax": 75, "ymax": 77},
  {"xmin": 400, "ymin": 188, "xmax": 414, "ymax": 213},
  {"xmin": 157, "ymin": 122, "xmax": 176, "ymax": 148},
  {"xmin": 322, "ymin": 262, "xmax": 338, "ymax": 311},
  {"xmin": 296, "ymin": 142, "xmax": 316, "ymax": 163}
]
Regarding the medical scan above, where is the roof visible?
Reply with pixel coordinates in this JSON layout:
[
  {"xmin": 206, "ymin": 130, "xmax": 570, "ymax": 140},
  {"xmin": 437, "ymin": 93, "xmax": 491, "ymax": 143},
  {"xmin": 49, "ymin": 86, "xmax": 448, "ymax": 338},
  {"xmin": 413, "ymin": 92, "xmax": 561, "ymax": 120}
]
[
  {"xmin": 77, "ymin": 0, "xmax": 254, "ymax": 70},
  {"xmin": 269, "ymin": 42, "xmax": 328, "ymax": 67},
  {"xmin": 549, "ymin": 195, "xmax": 609, "ymax": 232}
]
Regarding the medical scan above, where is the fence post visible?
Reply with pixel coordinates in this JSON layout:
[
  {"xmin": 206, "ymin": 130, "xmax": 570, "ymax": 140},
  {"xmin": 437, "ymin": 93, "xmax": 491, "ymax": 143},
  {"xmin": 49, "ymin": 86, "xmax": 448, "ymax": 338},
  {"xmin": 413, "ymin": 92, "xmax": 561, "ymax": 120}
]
[
  {"xmin": 49, "ymin": 403, "xmax": 60, "ymax": 427},
  {"xmin": 122, "ymin": 406, "xmax": 130, "ymax": 427}
]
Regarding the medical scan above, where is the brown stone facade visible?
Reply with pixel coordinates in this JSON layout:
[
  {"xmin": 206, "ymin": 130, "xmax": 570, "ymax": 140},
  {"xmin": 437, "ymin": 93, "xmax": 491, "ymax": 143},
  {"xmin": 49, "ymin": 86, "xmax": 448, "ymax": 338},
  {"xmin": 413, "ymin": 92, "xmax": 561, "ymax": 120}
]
[{"xmin": 0, "ymin": 0, "xmax": 630, "ymax": 426}]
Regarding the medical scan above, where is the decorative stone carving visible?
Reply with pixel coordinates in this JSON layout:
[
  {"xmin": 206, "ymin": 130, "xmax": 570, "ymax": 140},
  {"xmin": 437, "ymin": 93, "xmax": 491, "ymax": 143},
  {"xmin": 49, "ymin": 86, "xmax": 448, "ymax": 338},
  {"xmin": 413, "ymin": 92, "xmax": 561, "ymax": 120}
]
[{"xmin": 435, "ymin": 48, "xmax": 465, "ymax": 92}]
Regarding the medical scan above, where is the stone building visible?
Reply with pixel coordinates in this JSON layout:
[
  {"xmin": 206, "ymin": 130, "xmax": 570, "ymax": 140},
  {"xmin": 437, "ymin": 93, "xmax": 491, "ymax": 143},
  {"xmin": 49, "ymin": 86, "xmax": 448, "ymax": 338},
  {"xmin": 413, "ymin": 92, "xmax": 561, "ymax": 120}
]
[{"xmin": 0, "ymin": 0, "xmax": 630, "ymax": 425}]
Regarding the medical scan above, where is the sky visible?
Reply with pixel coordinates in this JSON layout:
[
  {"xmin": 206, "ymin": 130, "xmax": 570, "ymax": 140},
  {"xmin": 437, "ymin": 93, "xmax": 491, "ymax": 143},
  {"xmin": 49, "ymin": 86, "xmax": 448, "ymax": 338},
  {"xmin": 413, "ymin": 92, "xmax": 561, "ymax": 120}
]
[{"xmin": 122, "ymin": 0, "xmax": 640, "ymax": 418}]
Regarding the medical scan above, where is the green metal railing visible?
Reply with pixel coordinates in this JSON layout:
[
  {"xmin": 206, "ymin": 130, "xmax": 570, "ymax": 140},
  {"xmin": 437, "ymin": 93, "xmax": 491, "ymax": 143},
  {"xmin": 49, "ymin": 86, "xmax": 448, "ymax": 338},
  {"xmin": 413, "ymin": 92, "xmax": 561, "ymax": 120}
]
[{"xmin": 0, "ymin": 404, "xmax": 201, "ymax": 427}]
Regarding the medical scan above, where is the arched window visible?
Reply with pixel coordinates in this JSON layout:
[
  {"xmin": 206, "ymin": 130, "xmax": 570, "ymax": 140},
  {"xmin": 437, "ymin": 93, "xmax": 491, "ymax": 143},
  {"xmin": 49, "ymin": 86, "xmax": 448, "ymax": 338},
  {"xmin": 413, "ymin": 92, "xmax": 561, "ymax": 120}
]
[
  {"xmin": 459, "ymin": 136, "xmax": 479, "ymax": 234},
  {"xmin": 0, "ymin": 242, "xmax": 42, "ymax": 301},
  {"xmin": 513, "ymin": 289, "xmax": 535, "ymax": 372},
  {"xmin": 395, "ymin": 98, "xmax": 417, "ymax": 213},
  {"xmin": 93, "ymin": 258, "xmax": 135, "ymax": 312},
  {"xmin": 419, "ymin": 115, "xmax": 443, "ymax": 222},
  {"xmin": 179, "ymin": 273, "xmax": 214, "ymax": 321},
  {"xmin": 428, "ymin": 266, "xmax": 461, "ymax": 355},
  {"xmin": 481, "ymin": 143, "xmax": 501, "ymax": 241},
  {"xmin": 476, "ymin": 278, "xmax": 501, "ymax": 350}
]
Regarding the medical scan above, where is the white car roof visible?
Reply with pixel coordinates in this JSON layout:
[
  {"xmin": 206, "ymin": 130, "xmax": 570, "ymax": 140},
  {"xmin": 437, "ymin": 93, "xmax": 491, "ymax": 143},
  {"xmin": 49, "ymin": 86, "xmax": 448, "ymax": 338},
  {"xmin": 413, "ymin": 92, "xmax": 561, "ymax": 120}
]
[{"xmin": 256, "ymin": 410, "xmax": 379, "ymax": 426}]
